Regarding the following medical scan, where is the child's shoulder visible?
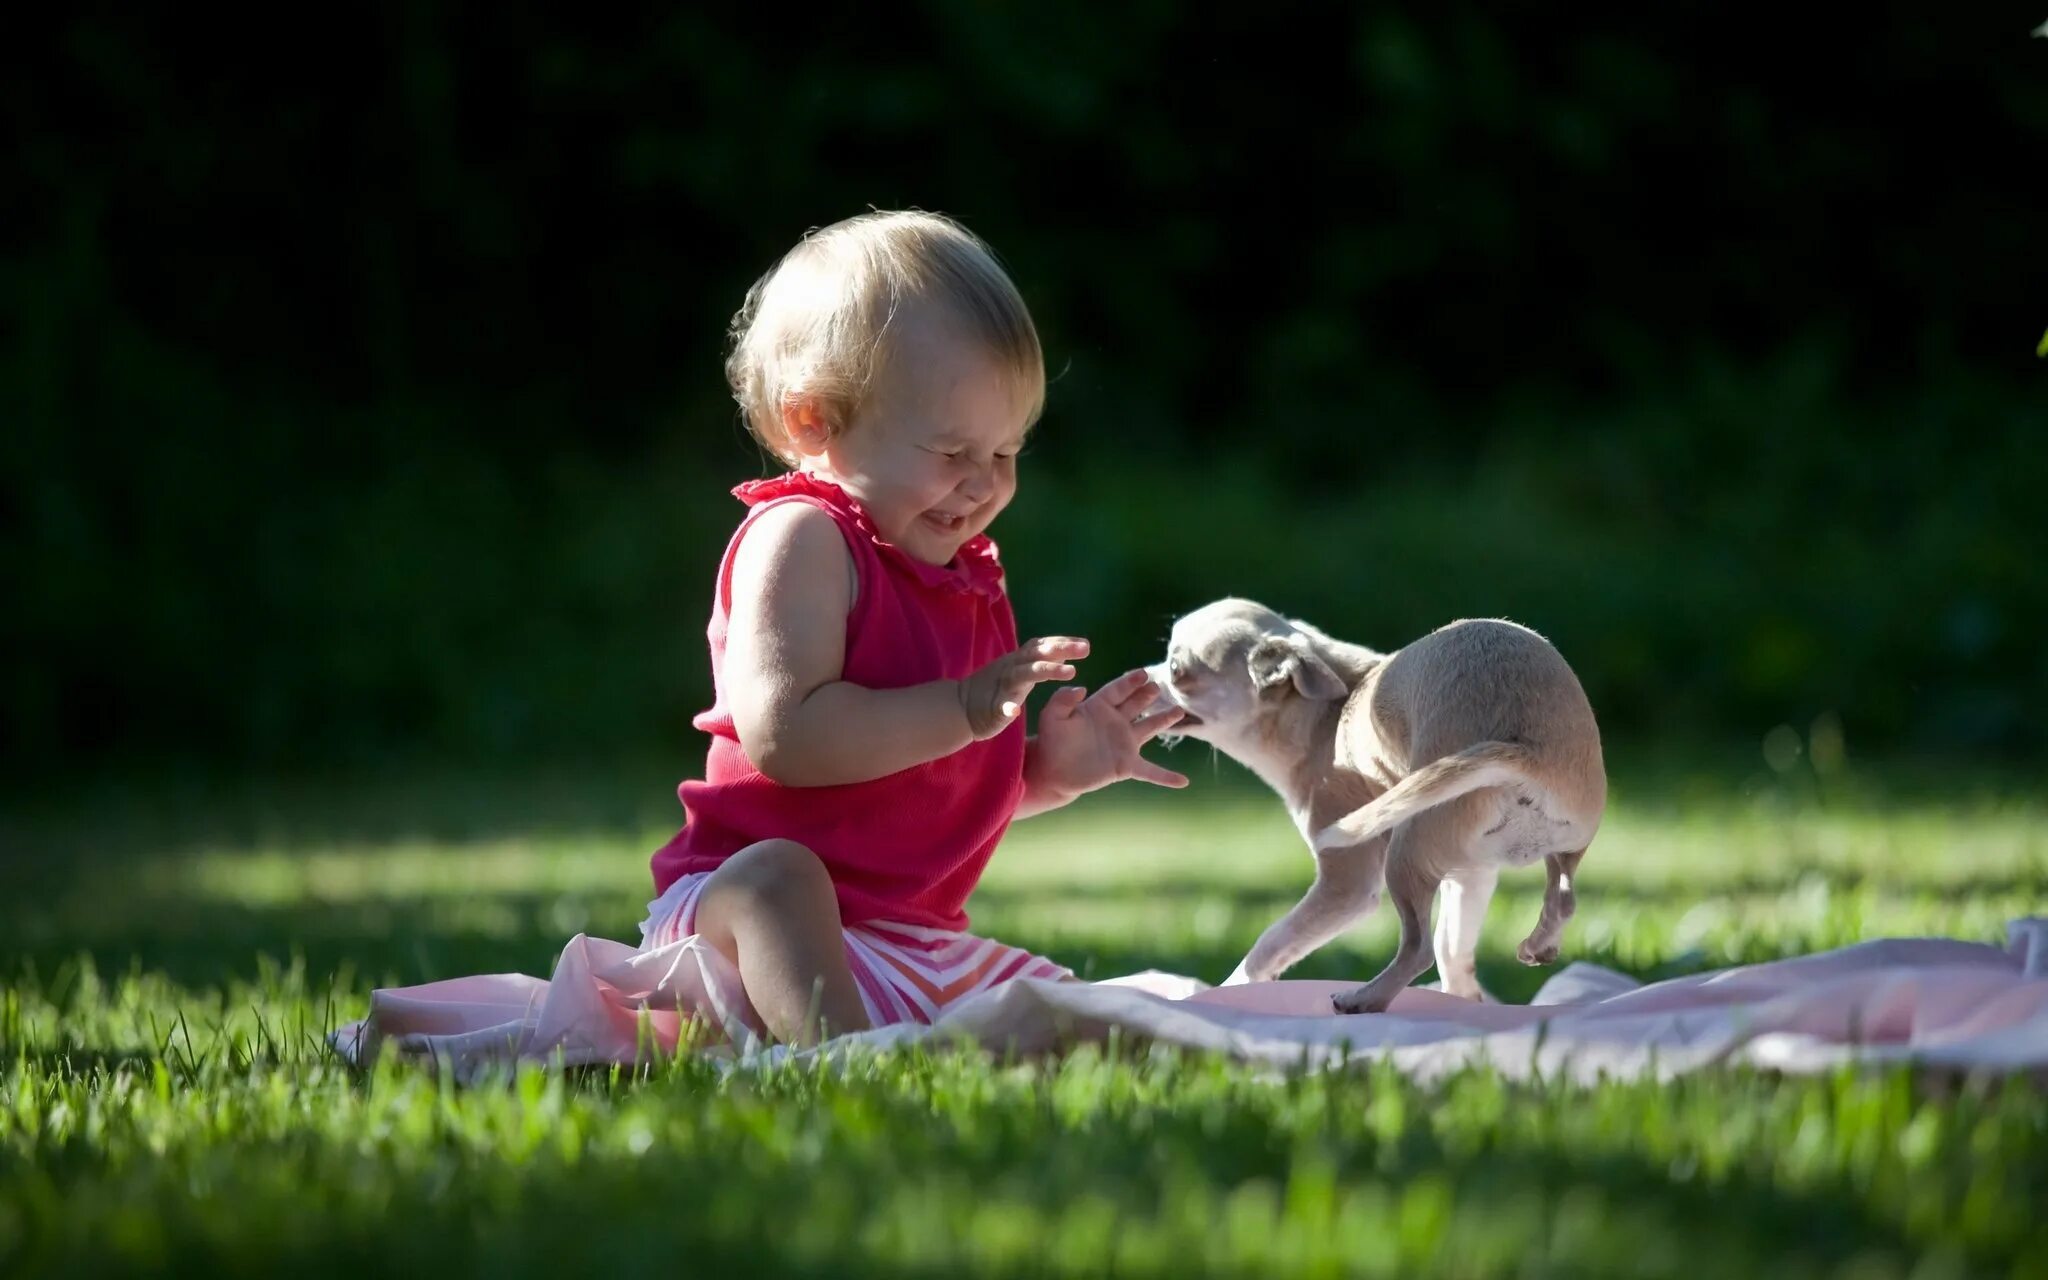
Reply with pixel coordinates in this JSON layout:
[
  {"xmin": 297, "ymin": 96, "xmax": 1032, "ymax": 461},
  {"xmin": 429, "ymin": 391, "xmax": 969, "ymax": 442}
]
[{"xmin": 727, "ymin": 497, "xmax": 859, "ymax": 609}]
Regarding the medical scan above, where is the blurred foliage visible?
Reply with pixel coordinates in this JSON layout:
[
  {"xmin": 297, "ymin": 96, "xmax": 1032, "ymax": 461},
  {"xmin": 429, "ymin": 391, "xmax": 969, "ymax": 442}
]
[{"xmin": 2, "ymin": 6, "xmax": 2043, "ymax": 777}]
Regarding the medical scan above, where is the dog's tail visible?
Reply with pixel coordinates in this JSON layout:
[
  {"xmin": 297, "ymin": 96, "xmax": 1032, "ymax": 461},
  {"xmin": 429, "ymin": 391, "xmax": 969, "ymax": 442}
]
[{"xmin": 1312, "ymin": 741, "xmax": 1537, "ymax": 853}]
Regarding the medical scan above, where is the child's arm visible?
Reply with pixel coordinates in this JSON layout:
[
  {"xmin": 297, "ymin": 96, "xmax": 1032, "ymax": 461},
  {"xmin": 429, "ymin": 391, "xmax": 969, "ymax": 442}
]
[{"xmin": 724, "ymin": 504, "xmax": 1082, "ymax": 787}]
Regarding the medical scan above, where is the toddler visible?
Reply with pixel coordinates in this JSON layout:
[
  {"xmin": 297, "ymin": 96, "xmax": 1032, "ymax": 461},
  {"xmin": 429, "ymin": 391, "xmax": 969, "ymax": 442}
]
[{"xmin": 642, "ymin": 210, "xmax": 1188, "ymax": 1045}]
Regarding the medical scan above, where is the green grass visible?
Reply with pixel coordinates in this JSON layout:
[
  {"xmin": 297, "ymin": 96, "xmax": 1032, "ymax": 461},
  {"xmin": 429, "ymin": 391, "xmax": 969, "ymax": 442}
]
[{"xmin": 3, "ymin": 752, "xmax": 2046, "ymax": 1277}]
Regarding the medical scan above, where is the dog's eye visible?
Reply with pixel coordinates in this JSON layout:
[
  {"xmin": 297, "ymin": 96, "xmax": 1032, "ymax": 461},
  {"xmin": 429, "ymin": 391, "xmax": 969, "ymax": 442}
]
[{"xmin": 1169, "ymin": 656, "xmax": 1190, "ymax": 682}]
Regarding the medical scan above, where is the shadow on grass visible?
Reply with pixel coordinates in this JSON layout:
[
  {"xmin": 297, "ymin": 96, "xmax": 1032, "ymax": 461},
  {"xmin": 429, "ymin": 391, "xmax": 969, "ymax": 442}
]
[
  {"xmin": 0, "ymin": 755, "xmax": 690, "ymax": 865},
  {"xmin": 0, "ymin": 892, "xmax": 648, "ymax": 992},
  {"xmin": 25, "ymin": 746, "xmax": 2014, "ymax": 869}
]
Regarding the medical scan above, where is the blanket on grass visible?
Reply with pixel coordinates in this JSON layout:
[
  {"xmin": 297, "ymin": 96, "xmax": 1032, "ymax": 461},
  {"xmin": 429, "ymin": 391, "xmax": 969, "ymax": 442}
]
[{"xmin": 331, "ymin": 920, "xmax": 2048, "ymax": 1083}]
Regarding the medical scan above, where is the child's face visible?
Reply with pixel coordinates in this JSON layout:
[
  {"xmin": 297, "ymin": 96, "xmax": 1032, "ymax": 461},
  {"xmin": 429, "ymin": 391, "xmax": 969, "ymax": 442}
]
[{"xmin": 804, "ymin": 305, "xmax": 1033, "ymax": 567}]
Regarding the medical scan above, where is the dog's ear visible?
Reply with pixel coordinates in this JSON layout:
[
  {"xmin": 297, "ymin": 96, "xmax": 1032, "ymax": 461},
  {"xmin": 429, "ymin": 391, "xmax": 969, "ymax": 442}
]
[{"xmin": 1248, "ymin": 633, "xmax": 1347, "ymax": 701}]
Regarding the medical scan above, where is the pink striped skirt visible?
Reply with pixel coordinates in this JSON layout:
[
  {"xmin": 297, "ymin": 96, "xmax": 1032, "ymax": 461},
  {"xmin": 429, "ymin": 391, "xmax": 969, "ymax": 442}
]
[{"xmin": 637, "ymin": 871, "xmax": 1073, "ymax": 1027}]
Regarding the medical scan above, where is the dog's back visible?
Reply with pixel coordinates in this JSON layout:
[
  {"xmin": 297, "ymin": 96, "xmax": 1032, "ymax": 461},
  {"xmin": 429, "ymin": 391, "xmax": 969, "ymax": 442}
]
[
  {"xmin": 1322, "ymin": 619, "xmax": 1606, "ymax": 863},
  {"xmin": 1366, "ymin": 620, "xmax": 1602, "ymax": 794}
]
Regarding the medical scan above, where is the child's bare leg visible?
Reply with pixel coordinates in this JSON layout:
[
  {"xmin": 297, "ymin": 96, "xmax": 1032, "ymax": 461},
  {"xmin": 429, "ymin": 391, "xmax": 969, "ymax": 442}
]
[{"xmin": 691, "ymin": 839, "xmax": 872, "ymax": 1046}]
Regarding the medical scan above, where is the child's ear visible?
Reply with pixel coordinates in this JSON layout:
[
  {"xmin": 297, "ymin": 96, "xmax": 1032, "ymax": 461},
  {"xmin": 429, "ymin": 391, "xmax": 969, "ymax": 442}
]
[{"xmin": 780, "ymin": 396, "xmax": 834, "ymax": 457}]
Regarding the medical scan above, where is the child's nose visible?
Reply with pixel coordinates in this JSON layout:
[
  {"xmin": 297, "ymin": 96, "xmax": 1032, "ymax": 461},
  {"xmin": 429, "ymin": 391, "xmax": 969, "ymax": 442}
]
[{"xmin": 959, "ymin": 465, "xmax": 997, "ymax": 502}]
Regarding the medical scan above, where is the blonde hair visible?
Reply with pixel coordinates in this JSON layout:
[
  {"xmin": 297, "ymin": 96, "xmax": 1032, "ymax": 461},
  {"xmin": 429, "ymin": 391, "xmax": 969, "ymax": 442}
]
[{"xmin": 726, "ymin": 210, "xmax": 1045, "ymax": 464}]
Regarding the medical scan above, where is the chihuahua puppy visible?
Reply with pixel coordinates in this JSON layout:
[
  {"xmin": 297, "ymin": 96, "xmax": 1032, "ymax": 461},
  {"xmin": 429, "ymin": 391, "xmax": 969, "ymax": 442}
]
[{"xmin": 1146, "ymin": 599, "xmax": 1606, "ymax": 1013}]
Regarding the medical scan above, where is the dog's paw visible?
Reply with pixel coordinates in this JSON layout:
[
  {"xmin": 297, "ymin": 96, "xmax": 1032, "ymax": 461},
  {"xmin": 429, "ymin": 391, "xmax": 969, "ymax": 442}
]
[
  {"xmin": 1331, "ymin": 985, "xmax": 1391, "ymax": 1015},
  {"xmin": 1516, "ymin": 939, "xmax": 1560, "ymax": 966},
  {"xmin": 1437, "ymin": 968, "xmax": 1491, "ymax": 1002}
]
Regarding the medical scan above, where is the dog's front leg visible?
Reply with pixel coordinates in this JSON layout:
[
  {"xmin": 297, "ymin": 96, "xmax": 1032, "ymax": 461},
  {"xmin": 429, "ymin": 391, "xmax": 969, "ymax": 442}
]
[
  {"xmin": 1331, "ymin": 837, "xmax": 1442, "ymax": 1013},
  {"xmin": 1516, "ymin": 848, "xmax": 1585, "ymax": 965},
  {"xmin": 1223, "ymin": 836, "xmax": 1388, "ymax": 985}
]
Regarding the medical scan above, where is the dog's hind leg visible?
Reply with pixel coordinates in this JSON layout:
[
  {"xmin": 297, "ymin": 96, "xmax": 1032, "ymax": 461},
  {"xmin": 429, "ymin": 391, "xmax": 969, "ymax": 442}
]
[
  {"xmin": 1517, "ymin": 848, "xmax": 1585, "ymax": 965},
  {"xmin": 1223, "ymin": 836, "xmax": 1388, "ymax": 985},
  {"xmin": 1332, "ymin": 817, "xmax": 1452, "ymax": 1014},
  {"xmin": 1433, "ymin": 866, "xmax": 1498, "ymax": 1000}
]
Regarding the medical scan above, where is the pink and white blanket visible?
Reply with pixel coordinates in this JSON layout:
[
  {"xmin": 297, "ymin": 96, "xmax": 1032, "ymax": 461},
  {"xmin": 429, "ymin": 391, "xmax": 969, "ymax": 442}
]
[{"xmin": 332, "ymin": 919, "xmax": 2048, "ymax": 1083}]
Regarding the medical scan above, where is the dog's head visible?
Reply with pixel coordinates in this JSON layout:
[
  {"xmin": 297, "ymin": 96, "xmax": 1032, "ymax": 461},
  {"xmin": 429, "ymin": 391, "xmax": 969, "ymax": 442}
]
[{"xmin": 1145, "ymin": 598, "xmax": 1351, "ymax": 747}]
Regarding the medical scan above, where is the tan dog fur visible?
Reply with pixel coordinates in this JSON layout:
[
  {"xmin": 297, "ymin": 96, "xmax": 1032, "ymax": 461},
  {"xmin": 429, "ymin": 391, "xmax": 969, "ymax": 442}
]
[{"xmin": 1145, "ymin": 599, "xmax": 1606, "ymax": 1014}]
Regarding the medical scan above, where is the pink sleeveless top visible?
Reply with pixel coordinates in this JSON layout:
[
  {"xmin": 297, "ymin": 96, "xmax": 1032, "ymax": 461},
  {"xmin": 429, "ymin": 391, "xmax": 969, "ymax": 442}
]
[{"xmin": 650, "ymin": 472, "xmax": 1027, "ymax": 931}]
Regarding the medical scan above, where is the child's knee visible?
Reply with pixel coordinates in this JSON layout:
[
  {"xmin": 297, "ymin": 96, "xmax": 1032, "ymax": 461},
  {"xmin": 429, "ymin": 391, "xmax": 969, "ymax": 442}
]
[{"xmin": 701, "ymin": 838, "xmax": 836, "ymax": 923}]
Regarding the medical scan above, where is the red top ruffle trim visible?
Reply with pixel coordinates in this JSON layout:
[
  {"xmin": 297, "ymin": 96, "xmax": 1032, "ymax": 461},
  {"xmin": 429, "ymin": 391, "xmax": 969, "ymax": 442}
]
[{"xmin": 731, "ymin": 472, "xmax": 1006, "ymax": 599}]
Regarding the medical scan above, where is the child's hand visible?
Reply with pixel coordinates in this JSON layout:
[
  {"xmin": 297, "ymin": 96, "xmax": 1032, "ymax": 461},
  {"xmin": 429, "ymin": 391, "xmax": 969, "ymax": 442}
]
[
  {"xmin": 959, "ymin": 637, "xmax": 1090, "ymax": 740},
  {"xmin": 1027, "ymin": 668, "xmax": 1190, "ymax": 802}
]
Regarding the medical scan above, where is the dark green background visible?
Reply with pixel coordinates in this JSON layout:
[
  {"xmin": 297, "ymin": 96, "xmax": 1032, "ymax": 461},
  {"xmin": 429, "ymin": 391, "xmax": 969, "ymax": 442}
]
[{"xmin": 5, "ymin": 6, "xmax": 2044, "ymax": 782}]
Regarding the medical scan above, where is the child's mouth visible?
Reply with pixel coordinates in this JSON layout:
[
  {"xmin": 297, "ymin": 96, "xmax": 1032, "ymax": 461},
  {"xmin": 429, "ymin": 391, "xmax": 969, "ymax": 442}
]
[{"xmin": 922, "ymin": 510, "xmax": 967, "ymax": 534}]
